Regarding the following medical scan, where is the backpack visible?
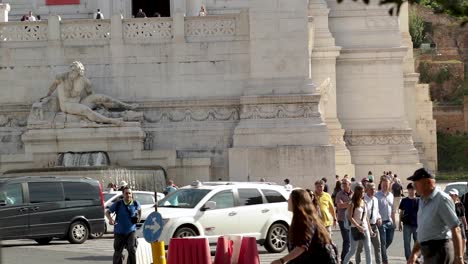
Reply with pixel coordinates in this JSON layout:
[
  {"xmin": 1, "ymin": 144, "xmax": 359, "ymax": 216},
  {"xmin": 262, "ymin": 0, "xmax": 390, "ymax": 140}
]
[{"xmin": 96, "ymin": 13, "xmax": 102, "ymax": 19}]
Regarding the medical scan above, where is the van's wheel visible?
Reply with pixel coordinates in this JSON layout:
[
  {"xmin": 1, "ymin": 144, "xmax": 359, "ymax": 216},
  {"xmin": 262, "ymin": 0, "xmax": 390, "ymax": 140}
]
[
  {"xmin": 173, "ymin": 227, "xmax": 197, "ymax": 238},
  {"xmin": 264, "ymin": 223, "xmax": 288, "ymax": 253},
  {"xmin": 68, "ymin": 221, "xmax": 89, "ymax": 244},
  {"xmin": 35, "ymin": 237, "xmax": 53, "ymax": 245}
]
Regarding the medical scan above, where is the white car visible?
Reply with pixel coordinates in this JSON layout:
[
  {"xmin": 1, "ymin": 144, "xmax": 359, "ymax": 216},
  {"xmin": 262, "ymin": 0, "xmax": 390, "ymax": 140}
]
[
  {"xmin": 138, "ymin": 181, "xmax": 292, "ymax": 253},
  {"xmin": 90, "ymin": 190, "xmax": 164, "ymax": 238},
  {"xmin": 444, "ymin": 182, "xmax": 468, "ymax": 197}
]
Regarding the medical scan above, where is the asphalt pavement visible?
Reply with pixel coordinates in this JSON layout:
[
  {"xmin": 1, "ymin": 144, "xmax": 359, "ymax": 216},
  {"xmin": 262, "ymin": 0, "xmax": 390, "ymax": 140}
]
[{"xmin": 1, "ymin": 227, "xmax": 410, "ymax": 264}]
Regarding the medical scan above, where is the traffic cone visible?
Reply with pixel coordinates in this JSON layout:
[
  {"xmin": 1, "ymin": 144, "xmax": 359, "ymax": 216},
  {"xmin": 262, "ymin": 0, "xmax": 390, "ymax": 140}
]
[
  {"xmin": 238, "ymin": 237, "xmax": 260, "ymax": 264},
  {"xmin": 214, "ymin": 236, "xmax": 233, "ymax": 264}
]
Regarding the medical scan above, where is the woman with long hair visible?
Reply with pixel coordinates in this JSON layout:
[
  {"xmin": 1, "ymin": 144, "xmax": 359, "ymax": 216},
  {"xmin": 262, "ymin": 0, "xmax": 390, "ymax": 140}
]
[
  {"xmin": 343, "ymin": 184, "xmax": 374, "ymax": 264},
  {"xmin": 271, "ymin": 189, "xmax": 338, "ymax": 264},
  {"xmin": 306, "ymin": 188, "xmax": 322, "ymax": 219}
]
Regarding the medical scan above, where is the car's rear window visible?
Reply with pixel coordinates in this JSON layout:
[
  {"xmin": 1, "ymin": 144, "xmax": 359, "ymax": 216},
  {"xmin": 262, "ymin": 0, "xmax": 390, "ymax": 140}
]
[
  {"xmin": 261, "ymin": 189, "xmax": 286, "ymax": 203},
  {"xmin": 158, "ymin": 189, "xmax": 210, "ymax": 208}
]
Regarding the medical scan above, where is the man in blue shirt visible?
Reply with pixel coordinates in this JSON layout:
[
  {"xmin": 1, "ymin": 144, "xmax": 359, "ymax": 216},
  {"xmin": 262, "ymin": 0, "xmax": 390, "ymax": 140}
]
[
  {"xmin": 407, "ymin": 168, "xmax": 463, "ymax": 264},
  {"xmin": 106, "ymin": 187, "xmax": 141, "ymax": 264},
  {"xmin": 398, "ymin": 182, "xmax": 419, "ymax": 260}
]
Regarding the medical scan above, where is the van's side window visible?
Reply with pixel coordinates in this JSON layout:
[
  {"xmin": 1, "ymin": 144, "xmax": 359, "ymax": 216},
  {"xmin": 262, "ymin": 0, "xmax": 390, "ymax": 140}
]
[
  {"xmin": 63, "ymin": 182, "xmax": 97, "ymax": 201},
  {"xmin": 29, "ymin": 182, "xmax": 63, "ymax": 203},
  {"xmin": 0, "ymin": 183, "xmax": 23, "ymax": 205}
]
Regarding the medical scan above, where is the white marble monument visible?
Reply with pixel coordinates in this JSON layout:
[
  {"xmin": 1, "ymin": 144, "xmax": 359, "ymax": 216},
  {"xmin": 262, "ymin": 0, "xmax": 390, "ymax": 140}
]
[{"xmin": 0, "ymin": 0, "xmax": 436, "ymax": 186}]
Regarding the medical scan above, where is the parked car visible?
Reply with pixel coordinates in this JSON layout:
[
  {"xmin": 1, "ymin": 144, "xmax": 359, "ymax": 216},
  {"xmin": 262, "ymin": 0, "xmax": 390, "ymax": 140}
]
[
  {"xmin": 444, "ymin": 182, "xmax": 468, "ymax": 197},
  {"xmin": 91, "ymin": 190, "xmax": 164, "ymax": 238},
  {"xmin": 0, "ymin": 176, "xmax": 105, "ymax": 245},
  {"xmin": 137, "ymin": 181, "xmax": 292, "ymax": 253}
]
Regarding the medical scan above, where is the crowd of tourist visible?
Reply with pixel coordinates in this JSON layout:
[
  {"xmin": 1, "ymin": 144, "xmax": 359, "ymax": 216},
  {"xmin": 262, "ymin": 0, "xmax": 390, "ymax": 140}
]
[
  {"xmin": 17, "ymin": 5, "xmax": 209, "ymax": 22},
  {"xmin": 276, "ymin": 169, "xmax": 465, "ymax": 264}
]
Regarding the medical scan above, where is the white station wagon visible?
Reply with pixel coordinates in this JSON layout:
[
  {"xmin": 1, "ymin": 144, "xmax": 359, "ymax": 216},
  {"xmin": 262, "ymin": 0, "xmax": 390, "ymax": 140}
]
[{"xmin": 142, "ymin": 181, "xmax": 292, "ymax": 253}]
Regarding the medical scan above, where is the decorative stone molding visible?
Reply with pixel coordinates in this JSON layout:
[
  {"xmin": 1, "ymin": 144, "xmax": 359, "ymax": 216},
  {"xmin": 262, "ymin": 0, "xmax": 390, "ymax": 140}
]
[
  {"xmin": 240, "ymin": 103, "xmax": 319, "ymax": 120},
  {"xmin": 61, "ymin": 20, "xmax": 111, "ymax": 40},
  {"xmin": 144, "ymin": 107, "xmax": 240, "ymax": 123},
  {"xmin": 330, "ymin": 135, "xmax": 345, "ymax": 145},
  {"xmin": 185, "ymin": 16, "xmax": 236, "ymax": 38},
  {"xmin": 123, "ymin": 18, "xmax": 173, "ymax": 41},
  {"xmin": 344, "ymin": 130, "xmax": 414, "ymax": 146},
  {"xmin": 0, "ymin": 115, "xmax": 27, "ymax": 128},
  {"xmin": 0, "ymin": 21, "xmax": 47, "ymax": 41}
]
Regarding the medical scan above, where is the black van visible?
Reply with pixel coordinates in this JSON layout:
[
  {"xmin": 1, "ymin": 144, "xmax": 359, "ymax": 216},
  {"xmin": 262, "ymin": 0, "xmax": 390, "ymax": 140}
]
[{"xmin": 0, "ymin": 176, "xmax": 105, "ymax": 244}]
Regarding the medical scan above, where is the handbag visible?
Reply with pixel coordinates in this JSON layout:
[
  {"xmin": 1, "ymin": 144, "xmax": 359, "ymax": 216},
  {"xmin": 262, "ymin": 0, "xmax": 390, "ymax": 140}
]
[{"xmin": 350, "ymin": 204, "xmax": 366, "ymax": 241}]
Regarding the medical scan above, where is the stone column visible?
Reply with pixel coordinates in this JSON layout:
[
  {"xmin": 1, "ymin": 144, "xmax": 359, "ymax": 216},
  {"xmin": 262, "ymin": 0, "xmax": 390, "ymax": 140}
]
[
  {"xmin": 328, "ymin": 0, "xmax": 422, "ymax": 178},
  {"xmin": 0, "ymin": 3, "xmax": 10, "ymax": 22},
  {"xmin": 309, "ymin": 0, "xmax": 354, "ymax": 177},
  {"xmin": 186, "ymin": 0, "xmax": 203, "ymax": 17}
]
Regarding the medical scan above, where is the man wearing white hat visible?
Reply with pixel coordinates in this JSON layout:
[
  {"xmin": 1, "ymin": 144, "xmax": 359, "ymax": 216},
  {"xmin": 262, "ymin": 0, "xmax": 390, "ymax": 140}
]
[{"xmin": 118, "ymin": 180, "xmax": 128, "ymax": 191}]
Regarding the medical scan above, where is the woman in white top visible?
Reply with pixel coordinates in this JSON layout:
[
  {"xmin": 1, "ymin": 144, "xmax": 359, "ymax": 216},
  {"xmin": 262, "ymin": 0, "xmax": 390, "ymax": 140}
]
[{"xmin": 343, "ymin": 184, "xmax": 374, "ymax": 264}]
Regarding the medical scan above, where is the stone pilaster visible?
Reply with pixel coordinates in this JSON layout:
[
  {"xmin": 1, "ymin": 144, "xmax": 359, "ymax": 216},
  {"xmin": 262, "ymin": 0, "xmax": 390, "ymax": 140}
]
[
  {"xmin": 400, "ymin": 3, "xmax": 437, "ymax": 171},
  {"xmin": 0, "ymin": 3, "xmax": 11, "ymax": 22},
  {"xmin": 328, "ymin": 0, "xmax": 422, "ymax": 178},
  {"xmin": 309, "ymin": 0, "xmax": 354, "ymax": 177}
]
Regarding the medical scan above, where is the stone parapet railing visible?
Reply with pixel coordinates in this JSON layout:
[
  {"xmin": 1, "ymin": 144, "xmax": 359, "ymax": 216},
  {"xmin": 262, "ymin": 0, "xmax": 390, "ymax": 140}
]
[
  {"xmin": 123, "ymin": 17, "xmax": 173, "ymax": 42},
  {"xmin": 0, "ymin": 21, "xmax": 47, "ymax": 41},
  {"xmin": 61, "ymin": 19, "xmax": 111, "ymax": 41},
  {"xmin": 185, "ymin": 15, "xmax": 236, "ymax": 41},
  {"xmin": 0, "ymin": 11, "xmax": 248, "ymax": 45}
]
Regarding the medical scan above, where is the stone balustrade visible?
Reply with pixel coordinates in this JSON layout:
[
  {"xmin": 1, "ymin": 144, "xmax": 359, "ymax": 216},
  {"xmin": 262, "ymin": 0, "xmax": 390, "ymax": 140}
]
[{"xmin": 0, "ymin": 13, "xmax": 247, "ymax": 44}]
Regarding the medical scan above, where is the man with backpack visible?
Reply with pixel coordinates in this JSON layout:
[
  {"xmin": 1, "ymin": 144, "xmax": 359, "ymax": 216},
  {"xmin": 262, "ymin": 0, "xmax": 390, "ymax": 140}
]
[
  {"xmin": 106, "ymin": 187, "xmax": 141, "ymax": 264},
  {"xmin": 94, "ymin": 9, "xmax": 104, "ymax": 19}
]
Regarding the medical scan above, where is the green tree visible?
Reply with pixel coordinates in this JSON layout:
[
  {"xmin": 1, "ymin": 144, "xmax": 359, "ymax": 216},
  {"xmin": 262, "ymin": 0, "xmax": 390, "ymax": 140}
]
[
  {"xmin": 409, "ymin": 10, "xmax": 425, "ymax": 48},
  {"xmin": 339, "ymin": 0, "xmax": 468, "ymax": 26}
]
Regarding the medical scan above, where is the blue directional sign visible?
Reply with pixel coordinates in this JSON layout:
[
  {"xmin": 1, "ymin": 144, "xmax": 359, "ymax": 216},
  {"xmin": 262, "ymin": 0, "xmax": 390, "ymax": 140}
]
[{"xmin": 143, "ymin": 211, "xmax": 164, "ymax": 243}]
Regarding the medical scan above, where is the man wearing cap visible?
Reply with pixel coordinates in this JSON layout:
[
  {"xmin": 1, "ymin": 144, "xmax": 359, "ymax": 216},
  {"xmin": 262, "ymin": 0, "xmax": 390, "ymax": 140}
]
[
  {"xmin": 118, "ymin": 180, "xmax": 128, "ymax": 191},
  {"xmin": 375, "ymin": 175, "xmax": 396, "ymax": 264},
  {"xmin": 398, "ymin": 182, "xmax": 419, "ymax": 261},
  {"xmin": 335, "ymin": 177, "xmax": 354, "ymax": 262},
  {"xmin": 407, "ymin": 168, "xmax": 464, "ymax": 264}
]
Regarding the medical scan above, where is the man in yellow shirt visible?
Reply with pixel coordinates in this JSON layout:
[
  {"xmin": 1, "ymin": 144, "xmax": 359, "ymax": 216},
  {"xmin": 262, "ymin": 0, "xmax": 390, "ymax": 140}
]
[{"xmin": 315, "ymin": 179, "xmax": 337, "ymax": 233}]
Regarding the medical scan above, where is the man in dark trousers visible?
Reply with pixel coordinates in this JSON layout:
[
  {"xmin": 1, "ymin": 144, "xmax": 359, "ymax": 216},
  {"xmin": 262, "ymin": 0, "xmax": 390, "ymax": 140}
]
[
  {"xmin": 106, "ymin": 187, "xmax": 141, "ymax": 264},
  {"xmin": 407, "ymin": 168, "xmax": 463, "ymax": 264}
]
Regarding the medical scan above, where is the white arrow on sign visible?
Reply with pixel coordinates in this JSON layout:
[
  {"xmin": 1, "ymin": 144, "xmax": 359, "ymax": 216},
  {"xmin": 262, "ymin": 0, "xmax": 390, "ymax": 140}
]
[{"xmin": 145, "ymin": 219, "xmax": 161, "ymax": 233}]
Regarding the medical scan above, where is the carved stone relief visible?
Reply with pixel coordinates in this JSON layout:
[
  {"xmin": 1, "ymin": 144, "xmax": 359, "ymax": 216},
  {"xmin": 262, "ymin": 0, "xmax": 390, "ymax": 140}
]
[
  {"xmin": 185, "ymin": 17, "xmax": 236, "ymax": 37},
  {"xmin": 0, "ymin": 22, "xmax": 47, "ymax": 41},
  {"xmin": 61, "ymin": 21, "xmax": 111, "ymax": 40},
  {"xmin": 344, "ymin": 132, "xmax": 413, "ymax": 146},
  {"xmin": 123, "ymin": 19, "xmax": 173, "ymax": 40},
  {"xmin": 144, "ymin": 107, "xmax": 240, "ymax": 123},
  {"xmin": 240, "ymin": 103, "xmax": 320, "ymax": 120}
]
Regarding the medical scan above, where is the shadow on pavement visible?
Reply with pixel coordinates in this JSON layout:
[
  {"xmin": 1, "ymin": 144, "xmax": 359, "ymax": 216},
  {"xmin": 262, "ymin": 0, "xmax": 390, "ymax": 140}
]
[{"xmin": 66, "ymin": 255, "xmax": 112, "ymax": 261}]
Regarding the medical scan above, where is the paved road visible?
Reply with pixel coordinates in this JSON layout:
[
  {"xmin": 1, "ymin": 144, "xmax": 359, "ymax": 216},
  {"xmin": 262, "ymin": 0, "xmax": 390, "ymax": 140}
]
[{"xmin": 2, "ymin": 227, "xmax": 409, "ymax": 264}]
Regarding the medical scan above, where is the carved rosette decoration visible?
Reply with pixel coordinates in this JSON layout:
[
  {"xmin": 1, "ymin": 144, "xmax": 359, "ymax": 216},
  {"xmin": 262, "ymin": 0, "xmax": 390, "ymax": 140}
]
[
  {"xmin": 344, "ymin": 130, "xmax": 414, "ymax": 146},
  {"xmin": 240, "ymin": 103, "xmax": 319, "ymax": 120},
  {"xmin": 61, "ymin": 21, "xmax": 111, "ymax": 40},
  {"xmin": 0, "ymin": 22, "xmax": 47, "ymax": 42},
  {"xmin": 123, "ymin": 19, "xmax": 173, "ymax": 40},
  {"xmin": 185, "ymin": 17, "xmax": 236, "ymax": 37},
  {"xmin": 144, "ymin": 107, "xmax": 240, "ymax": 123}
]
